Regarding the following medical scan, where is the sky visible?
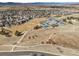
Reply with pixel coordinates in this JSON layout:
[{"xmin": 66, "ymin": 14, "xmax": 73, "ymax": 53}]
[{"xmin": 0, "ymin": 0, "xmax": 79, "ymax": 3}]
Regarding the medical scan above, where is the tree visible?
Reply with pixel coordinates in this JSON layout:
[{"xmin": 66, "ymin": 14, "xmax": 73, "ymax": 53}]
[
  {"xmin": 63, "ymin": 19, "xmax": 66, "ymax": 22},
  {"xmin": 15, "ymin": 30, "xmax": 23, "ymax": 36},
  {"xmin": 51, "ymin": 24, "xmax": 58, "ymax": 28},
  {"xmin": 0, "ymin": 27, "xmax": 12, "ymax": 37},
  {"xmin": 34, "ymin": 25, "xmax": 42, "ymax": 30},
  {"xmin": 68, "ymin": 21, "xmax": 73, "ymax": 24}
]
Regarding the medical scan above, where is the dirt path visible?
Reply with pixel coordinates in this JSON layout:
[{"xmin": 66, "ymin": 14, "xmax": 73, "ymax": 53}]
[{"xmin": 11, "ymin": 31, "xmax": 28, "ymax": 52}]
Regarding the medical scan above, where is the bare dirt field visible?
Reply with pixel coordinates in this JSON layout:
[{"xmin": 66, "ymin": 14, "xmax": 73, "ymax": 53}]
[
  {"xmin": 10, "ymin": 17, "xmax": 47, "ymax": 34},
  {"xmin": 0, "ymin": 5, "xmax": 79, "ymax": 56},
  {"xmin": 0, "ymin": 15, "xmax": 79, "ymax": 55}
]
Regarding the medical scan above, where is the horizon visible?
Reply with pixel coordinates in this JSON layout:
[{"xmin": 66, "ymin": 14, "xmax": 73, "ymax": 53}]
[
  {"xmin": 0, "ymin": 2, "xmax": 79, "ymax": 4},
  {"xmin": 0, "ymin": 2, "xmax": 79, "ymax": 3}
]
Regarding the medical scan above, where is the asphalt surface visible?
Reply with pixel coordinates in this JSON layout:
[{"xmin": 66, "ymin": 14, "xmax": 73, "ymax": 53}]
[{"xmin": 0, "ymin": 51, "xmax": 57, "ymax": 56}]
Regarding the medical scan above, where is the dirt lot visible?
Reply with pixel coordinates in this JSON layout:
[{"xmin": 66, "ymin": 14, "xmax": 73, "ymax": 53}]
[
  {"xmin": 14, "ymin": 24, "xmax": 79, "ymax": 55},
  {"xmin": 0, "ymin": 6, "xmax": 79, "ymax": 55},
  {"xmin": 17, "ymin": 24, "xmax": 79, "ymax": 49},
  {"xmin": 9, "ymin": 17, "xmax": 47, "ymax": 34}
]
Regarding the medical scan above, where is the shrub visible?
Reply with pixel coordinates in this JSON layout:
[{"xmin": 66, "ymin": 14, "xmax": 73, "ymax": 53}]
[
  {"xmin": 0, "ymin": 28, "xmax": 12, "ymax": 37},
  {"xmin": 51, "ymin": 24, "xmax": 58, "ymax": 28},
  {"xmin": 15, "ymin": 30, "xmax": 23, "ymax": 36},
  {"xmin": 68, "ymin": 21, "xmax": 73, "ymax": 24},
  {"xmin": 34, "ymin": 25, "xmax": 42, "ymax": 30}
]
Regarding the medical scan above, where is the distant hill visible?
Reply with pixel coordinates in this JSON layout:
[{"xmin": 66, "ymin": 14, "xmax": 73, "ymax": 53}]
[{"xmin": 0, "ymin": 2, "xmax": 79, "ymax": 6}]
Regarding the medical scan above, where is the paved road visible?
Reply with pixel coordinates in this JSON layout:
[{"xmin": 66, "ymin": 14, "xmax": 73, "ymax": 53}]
[{"xmin": 0, "ymin": 51, "xmax": 57, "ymax": 56}]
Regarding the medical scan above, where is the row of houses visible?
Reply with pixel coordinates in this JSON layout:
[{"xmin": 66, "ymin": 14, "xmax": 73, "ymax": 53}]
[
  {"xmin": 0, "ymin": 9, "xmax": 78, "ymax": 27},
  {"xmin": 0, "ymin": 10, "xmax": 51, "ymax": 27},
  {"xmin": 40, "ymin": 17, "xmax": 64, "ymax": 29}
]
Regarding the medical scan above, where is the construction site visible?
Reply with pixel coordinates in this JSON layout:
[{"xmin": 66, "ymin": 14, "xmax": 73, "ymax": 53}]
[{"xmin": 0, "ymin": 2, "xmax": 79, "ymax": 56}]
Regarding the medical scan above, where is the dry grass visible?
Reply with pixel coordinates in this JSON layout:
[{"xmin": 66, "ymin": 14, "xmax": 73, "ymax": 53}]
[{"xmin": 10, "ymin": 17, "xmax": 47, "ymax": 34}]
